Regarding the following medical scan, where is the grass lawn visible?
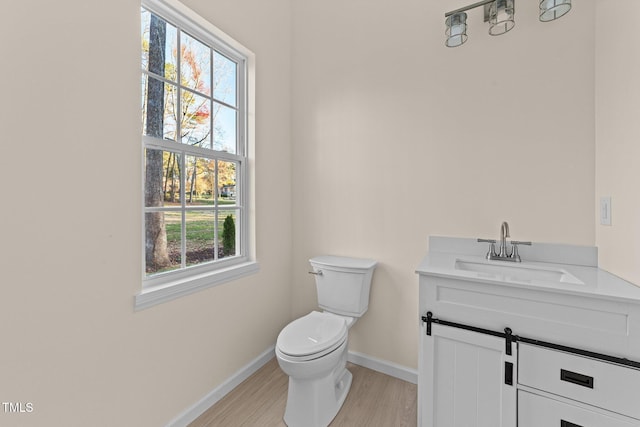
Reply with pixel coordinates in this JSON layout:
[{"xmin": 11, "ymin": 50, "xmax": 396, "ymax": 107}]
[
  {"xmin": 146, "ymin": 198, "xmax": 237, "ymax": 274},
  {"xmin": 164, "ymin": 206, "xmax": 237, "ymax": 262}
]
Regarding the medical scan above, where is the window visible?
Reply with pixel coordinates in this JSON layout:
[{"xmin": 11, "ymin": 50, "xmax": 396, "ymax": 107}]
[{"xmin": 137, "ymin": 0, "xmax": 256, "ymax": 309}]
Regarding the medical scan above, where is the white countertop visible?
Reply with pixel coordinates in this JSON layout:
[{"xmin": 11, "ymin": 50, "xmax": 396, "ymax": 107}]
[{"xmin": 416, "ymin": 237, "xmax": 640, "ymax": 304}]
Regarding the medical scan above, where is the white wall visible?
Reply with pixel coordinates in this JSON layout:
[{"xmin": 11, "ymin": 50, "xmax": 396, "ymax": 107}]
[
  {"xmin": 0, "ymin": 0, "xmax": 291, "ymax": 426},
  {"xmin": 291, "ymin": 0, "xmax": 596, "ymax": 369},
  {"xmin": 595, "ymin": 0, "xmax": 640, "ymax": 286}
]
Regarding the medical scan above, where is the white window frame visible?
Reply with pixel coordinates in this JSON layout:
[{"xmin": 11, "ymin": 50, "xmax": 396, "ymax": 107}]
[{"xmin": 136, "ymin": 0, "xmax": 257, "ymax": 310}]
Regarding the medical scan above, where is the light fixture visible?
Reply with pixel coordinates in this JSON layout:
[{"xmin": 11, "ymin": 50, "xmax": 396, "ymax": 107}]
[
  {"xmin": 445, "ymin": 12, "xmax": 468, "ymax": 47},
  {"xmin": 444, "ymin": 0, "xmax": 571, "ymax": 47},
  {"xmin": 488, "ymin": 0, "xmax": 515, "ymax": 36},
  {"xmin": 539, "ymin": 0, "xmax": 571, "ymax": 22}
]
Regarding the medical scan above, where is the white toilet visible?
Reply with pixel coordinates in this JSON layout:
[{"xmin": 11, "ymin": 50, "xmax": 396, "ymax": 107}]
[{"xmin": 276, "ymin": 255, "xmax": 377, "ymax": 427}]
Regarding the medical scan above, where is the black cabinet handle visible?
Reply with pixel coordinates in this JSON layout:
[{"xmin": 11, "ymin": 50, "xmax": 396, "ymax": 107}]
[
  {"xmin": 561, "ymin": 420, "xmax": 583, "ymax": 427},
  {"xmin": 560, "ymin": 369, "xmax": 594, "ymax": 389},
  {"xmin": 505, "ymin": 361, "xmax": 513, "ymax": 386}
]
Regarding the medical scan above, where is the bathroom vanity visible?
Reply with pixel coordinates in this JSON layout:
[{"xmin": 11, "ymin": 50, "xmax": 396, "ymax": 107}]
[{"xmin": 416, "ymin": 236, "xmax": 640, "ymax": 427}]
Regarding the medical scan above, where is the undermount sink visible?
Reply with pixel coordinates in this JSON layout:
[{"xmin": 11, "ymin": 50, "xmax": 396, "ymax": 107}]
[{"xmin": 454, "ymin": 259, "xmax": 584, "ymax": 285}]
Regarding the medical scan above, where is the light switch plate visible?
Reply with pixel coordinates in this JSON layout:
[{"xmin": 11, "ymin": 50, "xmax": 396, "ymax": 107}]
[{"xmin": 600, "ymin": 196, "xmax": 612, "ymax": 226}]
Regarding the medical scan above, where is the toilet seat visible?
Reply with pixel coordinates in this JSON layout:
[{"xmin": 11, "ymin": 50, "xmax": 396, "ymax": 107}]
[{"xmin": 277, "ymin": 311, "xmax": 348, "ymax": 361}]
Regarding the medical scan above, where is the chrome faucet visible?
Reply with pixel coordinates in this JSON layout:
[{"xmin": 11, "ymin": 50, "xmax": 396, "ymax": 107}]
[
  {"xmin": 499, "ymin": 221, "xmax": 510, "ymax": 258},
  {"xmin": 477, "ymin": 221, "xmax": 531, "ymax": 262}
]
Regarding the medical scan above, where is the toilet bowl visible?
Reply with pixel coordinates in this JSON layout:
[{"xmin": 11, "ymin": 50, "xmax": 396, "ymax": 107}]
[
  {"xmin": 276, "ymin": 255, "xmax": 377, "ymax": 427},
  {"xmin": 276, "ymin": 311, "xmax": 352, "ymax": 427}
]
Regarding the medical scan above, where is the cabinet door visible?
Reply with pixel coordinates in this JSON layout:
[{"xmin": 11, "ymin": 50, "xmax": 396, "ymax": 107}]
[{"xmin": 419, "ymin": 323, "xmax": 517, "ymax": 427}]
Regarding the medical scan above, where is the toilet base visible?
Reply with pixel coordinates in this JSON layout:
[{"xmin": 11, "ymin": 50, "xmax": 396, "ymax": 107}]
[{"xmin": 283, "ymin": 367, "xmax": 352, "ymax": 427}]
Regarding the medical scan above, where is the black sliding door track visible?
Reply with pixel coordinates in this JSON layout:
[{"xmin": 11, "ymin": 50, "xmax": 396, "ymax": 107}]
[{"xmin": 422, "ymin": 311, "xmax": 640, "ymax": 370}]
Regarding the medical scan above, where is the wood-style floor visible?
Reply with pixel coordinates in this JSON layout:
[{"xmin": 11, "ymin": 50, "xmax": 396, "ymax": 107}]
[{"xmin": 189, "ymin": 357, "xmax": 417, "ymax": 427}]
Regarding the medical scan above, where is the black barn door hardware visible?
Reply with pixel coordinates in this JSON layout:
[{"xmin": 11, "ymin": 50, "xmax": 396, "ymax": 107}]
[
  {"xmin": 421, "ymin": 311, "xmax": 640, "ymax": 369},
  {"xmin": 422, "ymin": 311, "xmax": 514, "ymax": 355}
]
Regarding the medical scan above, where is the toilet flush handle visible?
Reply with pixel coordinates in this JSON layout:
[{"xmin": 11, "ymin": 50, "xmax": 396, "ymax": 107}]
[{"xmin": 308, "ymin": 270, "xmax": 323, "ymax": 276}]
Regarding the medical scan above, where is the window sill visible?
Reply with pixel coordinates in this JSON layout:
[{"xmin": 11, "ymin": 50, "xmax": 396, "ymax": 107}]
[{"xmin": 135, "ymin": 260, "xmax": 260, "ymax": 311}]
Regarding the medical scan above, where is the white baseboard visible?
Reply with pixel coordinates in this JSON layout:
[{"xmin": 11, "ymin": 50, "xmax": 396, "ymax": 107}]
[
  {"xmin": 348, "ymin": 350, "xmax": 418, "ymax": 384},
  {"xmin": 166, "ymin": 345, "xmax": 275, "ymax": 427}
]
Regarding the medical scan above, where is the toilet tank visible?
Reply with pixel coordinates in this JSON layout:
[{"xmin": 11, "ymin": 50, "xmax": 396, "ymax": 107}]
[{"xmin": 309, "ymin": 255, "xmax": 377, "ymax": 317}]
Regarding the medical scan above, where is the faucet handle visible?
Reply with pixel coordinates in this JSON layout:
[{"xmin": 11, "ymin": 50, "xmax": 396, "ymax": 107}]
[
  {"xmin": 477, "ymin": 238, "xmax": 497, "ymax": 259},
  {"xmin": 509, "ymin": 241, "xmax": 531, "ymax": 262}
]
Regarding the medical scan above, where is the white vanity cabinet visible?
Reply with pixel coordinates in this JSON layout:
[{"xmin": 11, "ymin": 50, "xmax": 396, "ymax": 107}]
[{"xmin": 417, "ymin": 237, "xmax": 640, "ymax": 427}]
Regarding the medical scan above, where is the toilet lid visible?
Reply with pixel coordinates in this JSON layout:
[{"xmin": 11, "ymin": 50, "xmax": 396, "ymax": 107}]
[{"xmin": 277, "ymin": 311, "xmax": 348, "ymax": 357}]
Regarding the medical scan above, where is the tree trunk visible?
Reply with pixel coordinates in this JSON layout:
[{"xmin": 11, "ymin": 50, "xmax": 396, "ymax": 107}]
[
  {"xmin": 165, "ymin": 152, "xmax": 178, "ymax": 203},
  {"xmin": 145, "ymin": 14, "xmax": 170, "ymax": 271},
  {"xmin": 188, "ymin": 157, "xmax": 197, "ymax": 203},
  {"xmin": 170, "ymin": 158, "xmax": 178, "ymax": 203}
]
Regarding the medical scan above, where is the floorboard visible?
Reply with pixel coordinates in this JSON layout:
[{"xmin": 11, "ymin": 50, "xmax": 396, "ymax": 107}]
[{"xmin": 189, "ymin": 357, "xmax": 417, "ymax": 427}]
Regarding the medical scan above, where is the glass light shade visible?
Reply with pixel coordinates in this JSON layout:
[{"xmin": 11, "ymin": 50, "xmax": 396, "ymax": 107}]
[
  {"xmin": 539, "ymin": 0, "xmax": 571, "ymax": 22},
  {"xmin": 489, "ymin": 0, "xmax": 515, "ymax": 36},
  {"xmin": 445, "ymin": 12, "xmax": 468, "ymax": 47}
]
